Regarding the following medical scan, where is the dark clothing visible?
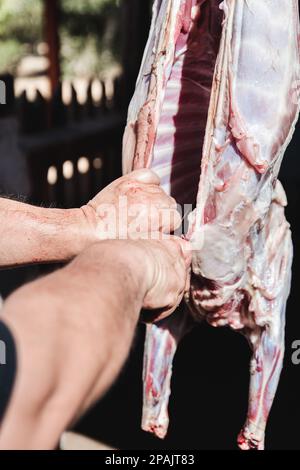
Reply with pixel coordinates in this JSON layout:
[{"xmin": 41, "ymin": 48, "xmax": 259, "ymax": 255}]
[{"xmin": 0, "ymin": 320, "xmax": 17, "ymax": 422}]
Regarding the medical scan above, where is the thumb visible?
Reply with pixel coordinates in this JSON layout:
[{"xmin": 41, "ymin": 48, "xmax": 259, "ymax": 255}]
[
  {"xmin": 172, "ymin": 237, "xmax": 192, "ymax": 268},
  {"xmin": 128, "ymin": 169, "xmax": 161, "ymax": 185}
]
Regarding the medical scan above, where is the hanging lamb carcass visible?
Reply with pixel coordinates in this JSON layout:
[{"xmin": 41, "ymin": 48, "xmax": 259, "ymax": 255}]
[{"xmin": 122, "ymin": 0, "xmax": 300, "ymax": 450}]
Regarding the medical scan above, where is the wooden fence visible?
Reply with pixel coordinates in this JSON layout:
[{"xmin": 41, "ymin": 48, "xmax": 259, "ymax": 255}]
[
  {"xmin": 1, "ymin": 73, "xmax": 127, "ymax": 208},
  {"xmin": 0, "ymin": 0, "xmax": 154, "ymax": 209}
]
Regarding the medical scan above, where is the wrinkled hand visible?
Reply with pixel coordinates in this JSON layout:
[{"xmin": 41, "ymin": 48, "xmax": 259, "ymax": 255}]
[
  {"xmin": 137, "ymin": 237, "xmax": 192, "ymax": 322},
  {"xmin": 83, "ymin": 169, "xmax": 181, "ymax": 240}
]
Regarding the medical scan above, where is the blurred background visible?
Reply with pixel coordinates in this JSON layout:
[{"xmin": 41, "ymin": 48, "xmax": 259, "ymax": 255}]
[
  {"xmin": 0, "ymin": 0, "xmax": 121, "ymax": 99},
  {"xmin": 0, "ymin": 0, "xmax": 300, "ymax": 451},
  {"xmin": 0, "ymin": 0, "xmax": 152, "ymax": 207}
]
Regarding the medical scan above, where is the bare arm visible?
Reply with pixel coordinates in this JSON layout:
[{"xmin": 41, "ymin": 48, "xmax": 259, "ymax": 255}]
[
  {"xmin": 0, "ymin": 238, "xmax": 190, "ymax": 449},
  {"xmin": 0, "ymin": 169, "xmax": 180, "ymax": 268},
  {"xmin": 0, "ymin": 198, "xmax": 93, "ymax": 267}
]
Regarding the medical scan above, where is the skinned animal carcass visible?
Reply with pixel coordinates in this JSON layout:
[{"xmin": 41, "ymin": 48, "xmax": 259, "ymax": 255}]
[{"xmin": 122, "ymin": 0, "xmax": 300, "ymax": 450}]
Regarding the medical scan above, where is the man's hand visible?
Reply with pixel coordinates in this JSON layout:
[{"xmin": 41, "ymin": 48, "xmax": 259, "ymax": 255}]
[
  {"xmin": 0, "ymin": 170, "xmax": 181, "ymax": 268},
  {"xmin": 137, "ymin": 238, "xmax": 191, "ymax": 321},
  {"xmin": 0, "ymin": 238, "xmax": 191, "ymax": 449},
  {"xmin": 82, "ymin": 169, "xmax": 182, "ymax": 240}
]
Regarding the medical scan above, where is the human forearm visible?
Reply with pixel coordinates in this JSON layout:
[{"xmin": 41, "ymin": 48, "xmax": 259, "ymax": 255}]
[
  {"xmin": 0, "ymin": 170, "xmax": 181, "ymax": 268},
  {"xmin": 0, "ymin": 241, "xmax": 147, "ymax": 449},
  {"xmin": 0, "ymin": 198, "xmax": 96, "ymax": 267}
]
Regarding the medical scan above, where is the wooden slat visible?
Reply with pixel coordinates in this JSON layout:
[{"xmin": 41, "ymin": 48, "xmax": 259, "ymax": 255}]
[{"xmin": 44, "ymin": 0, "xmax": 61, "ymax": 95}]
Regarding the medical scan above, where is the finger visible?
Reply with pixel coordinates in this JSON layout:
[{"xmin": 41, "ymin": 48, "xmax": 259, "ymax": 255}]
[
  {"xmin": 127, "ymin": 169, "xmax": 161, "ymax": 185},
  {"xmin": 162, "ymin": 287, "xmax": 186, "ymax": 320},
  {"xmin": 179, "ymin": 238, "xmax": 193, "ymax": 268},
  {"xmin": 159, "ymin": 208, "xmax": 182, "ymax": 233},
  {"xmin": 184, "ymin": 268, "xmax": 191, "ymax": 293},
  {"xmin": 168, "ymin": 237, "xmax": 192, "ymax": 267},
  {"xmin": 153, "ymin": 304, "xmax": 179, "ymax": 322},
  {"xmin": 152, "ymin": 192, "xmax": 177, "ymax": 209}
]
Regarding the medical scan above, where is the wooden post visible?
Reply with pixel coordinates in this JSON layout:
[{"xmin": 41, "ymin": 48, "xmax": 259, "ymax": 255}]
[
  {"xmin": 0, "ymin": 74, "xmax": 15, "ymax": 118},
  {"xmin": 44, "ymin": 0, "xmax": 61, "ymax": 95},
  {"xmin": 121, "ymin": 0, "xmax": 152, "ymax": 107}
]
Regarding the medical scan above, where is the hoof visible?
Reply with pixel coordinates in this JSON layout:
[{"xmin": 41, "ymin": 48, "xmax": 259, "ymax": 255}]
[{"xmin": 237, "ymin": 423, "xmax": 265, "ymax": 450}]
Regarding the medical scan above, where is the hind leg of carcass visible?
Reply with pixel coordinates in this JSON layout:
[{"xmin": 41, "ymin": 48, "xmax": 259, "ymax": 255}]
[
  {"xmin": 238, "ymin": 186, "xmax": 293, "ymax": 450},
  {"xmin": 238, "ymin": 319, "xmax": 286, "ymax": 450},
  {"xmin": 142, "ymin": 307, "xmax": 194, "ymax": 438}
]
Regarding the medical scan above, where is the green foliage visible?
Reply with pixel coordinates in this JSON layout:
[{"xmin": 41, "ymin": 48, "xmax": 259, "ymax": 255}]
[
  {"xmin": 0, "ymin": 40, "xmax": 25, "ymax": 74},
  {"xmin": 0, "ymin": 0, "xmax": 43, "ymax": 73},
  {"xmin": 0, "ymin": 0, "xmax": 121, "ymax": 76},
  {"xmin": 61, "ymin": 0, "xmax": 120, "ymax": 15},
  {"xmin": 60, "ymin": 0, "xmax": 121, "ymax": 77},
  {"xmin": 0, "ymin": 0, "xmax": 43, "ymax": 43}
]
